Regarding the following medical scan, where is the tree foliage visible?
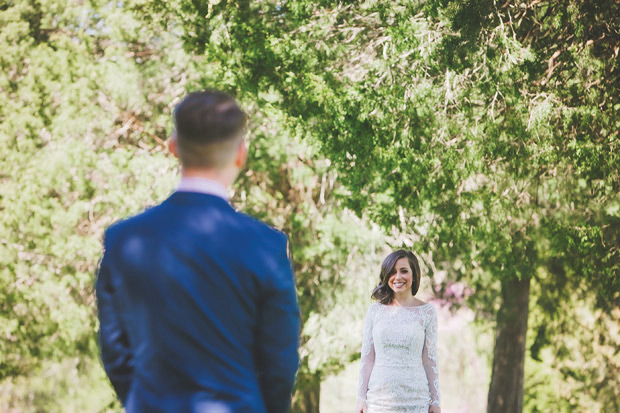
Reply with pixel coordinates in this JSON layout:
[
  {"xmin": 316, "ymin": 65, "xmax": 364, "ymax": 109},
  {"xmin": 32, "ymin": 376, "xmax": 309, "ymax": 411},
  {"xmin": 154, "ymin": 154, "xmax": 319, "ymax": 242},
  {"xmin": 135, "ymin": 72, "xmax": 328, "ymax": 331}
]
[{"xmin": 144, "ymin": 0, "xmax": 619, "ymax": 300}]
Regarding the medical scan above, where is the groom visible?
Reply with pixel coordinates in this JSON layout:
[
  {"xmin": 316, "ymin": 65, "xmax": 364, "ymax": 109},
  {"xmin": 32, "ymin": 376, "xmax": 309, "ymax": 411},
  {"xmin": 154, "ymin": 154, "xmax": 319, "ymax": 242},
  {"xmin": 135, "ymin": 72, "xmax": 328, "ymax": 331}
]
[{"xmin": 96, "ymin": 91, "xmax": 300, "ymax": 412}]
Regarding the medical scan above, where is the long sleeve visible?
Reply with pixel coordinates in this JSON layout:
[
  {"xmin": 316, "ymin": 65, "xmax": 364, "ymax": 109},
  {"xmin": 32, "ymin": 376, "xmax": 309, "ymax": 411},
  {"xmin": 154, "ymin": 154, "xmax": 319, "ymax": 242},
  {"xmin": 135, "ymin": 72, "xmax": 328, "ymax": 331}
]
[
  {"xmin": 357, "ymin": 304, "xmax": 376, "ymax": 401},
  {"xmin": 422, "ymin": 306, "xmax": 440, "ymax": 406},
  {"xmin": 95, "ymin": 245, "xmax": 134, "ymax": 405},
  {"xmin": 255, "ymin": 236, "xmax": 300, "ymax": 413}
]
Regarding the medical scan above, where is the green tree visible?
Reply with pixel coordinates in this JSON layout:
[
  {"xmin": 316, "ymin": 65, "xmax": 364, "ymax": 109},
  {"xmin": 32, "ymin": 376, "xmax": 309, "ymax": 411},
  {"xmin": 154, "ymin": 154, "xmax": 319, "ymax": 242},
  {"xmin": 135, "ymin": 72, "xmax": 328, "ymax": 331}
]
[{"xmin": 429, "ymin": 2, "xmax": 620, "ymax": 410}]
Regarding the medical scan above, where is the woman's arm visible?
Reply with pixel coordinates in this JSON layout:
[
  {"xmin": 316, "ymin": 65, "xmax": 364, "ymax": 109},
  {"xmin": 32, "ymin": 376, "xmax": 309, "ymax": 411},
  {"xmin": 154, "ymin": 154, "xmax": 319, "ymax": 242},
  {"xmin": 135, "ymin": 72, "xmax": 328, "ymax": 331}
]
[
  {"xmin": 422, "ymin": 306, "xmax": 440, "ymax": 409},
  {"xmin": 356, "ymin": 305, "xmax": 376, "ymax": 411}
]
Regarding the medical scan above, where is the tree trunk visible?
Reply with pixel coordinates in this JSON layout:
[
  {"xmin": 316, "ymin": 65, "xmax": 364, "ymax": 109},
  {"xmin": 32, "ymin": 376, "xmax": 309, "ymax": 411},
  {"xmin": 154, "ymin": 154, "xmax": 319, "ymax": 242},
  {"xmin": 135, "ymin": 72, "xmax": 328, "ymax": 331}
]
[
  {"xmin": 292, "ymin": 371, "xmax": 321, "ymax": 413},
  {"xmin": 487, "ymin": 276, "xmax": 531, "ymax": 413}
]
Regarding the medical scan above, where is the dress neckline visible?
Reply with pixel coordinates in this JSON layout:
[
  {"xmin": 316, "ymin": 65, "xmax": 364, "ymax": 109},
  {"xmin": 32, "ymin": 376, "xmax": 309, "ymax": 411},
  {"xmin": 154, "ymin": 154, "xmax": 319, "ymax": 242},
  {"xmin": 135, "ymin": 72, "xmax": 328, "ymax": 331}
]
[{"xmin": 380, "ymin": 302, "xmax": 430, "ymax": 309}]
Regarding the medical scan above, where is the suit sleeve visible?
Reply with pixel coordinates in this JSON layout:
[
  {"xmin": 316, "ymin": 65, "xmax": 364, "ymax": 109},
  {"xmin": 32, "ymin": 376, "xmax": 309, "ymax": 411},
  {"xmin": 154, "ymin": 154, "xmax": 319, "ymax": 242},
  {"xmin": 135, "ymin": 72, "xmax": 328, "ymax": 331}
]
[
  {"xmin": 256, "ymin": 235, "xmax": 300, "ymax": 413},
  {"xmin": 95, "ymin": 232, "xmax": 134, "ymax": 404}
]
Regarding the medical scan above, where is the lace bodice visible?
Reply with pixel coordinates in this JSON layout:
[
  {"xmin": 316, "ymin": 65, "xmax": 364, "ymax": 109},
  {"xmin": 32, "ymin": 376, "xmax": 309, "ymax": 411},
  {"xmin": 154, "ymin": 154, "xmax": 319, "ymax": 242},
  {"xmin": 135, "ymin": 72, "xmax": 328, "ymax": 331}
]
[{"xmin": 357, "ymin": 302, "xmax": 440, "ymax": 411}]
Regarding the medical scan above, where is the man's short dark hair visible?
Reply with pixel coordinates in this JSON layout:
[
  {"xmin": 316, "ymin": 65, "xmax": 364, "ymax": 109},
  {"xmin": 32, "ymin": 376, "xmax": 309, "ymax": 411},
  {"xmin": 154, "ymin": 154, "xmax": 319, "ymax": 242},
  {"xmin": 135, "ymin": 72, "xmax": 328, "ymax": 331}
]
[{"xmin": 173, "ymin": 91, "xmax": 247, "ymax": 168}]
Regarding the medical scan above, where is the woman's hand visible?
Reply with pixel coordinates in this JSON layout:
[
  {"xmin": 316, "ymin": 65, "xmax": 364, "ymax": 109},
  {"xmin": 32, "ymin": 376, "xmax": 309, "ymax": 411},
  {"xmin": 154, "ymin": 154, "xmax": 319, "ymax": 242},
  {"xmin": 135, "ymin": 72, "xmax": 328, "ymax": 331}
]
[
  {"xmin": 355, "ymin": 399, "xmax": 368, "ymax": 413},
  {"xmin": 428, "ymin": 405, "xmax": 441, "ymax": 413}
]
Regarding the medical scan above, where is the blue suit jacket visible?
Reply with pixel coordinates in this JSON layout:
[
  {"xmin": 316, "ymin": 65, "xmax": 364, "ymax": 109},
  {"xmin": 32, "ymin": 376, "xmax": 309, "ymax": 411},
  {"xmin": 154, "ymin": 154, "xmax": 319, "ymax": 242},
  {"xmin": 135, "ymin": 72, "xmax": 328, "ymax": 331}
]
[{"xmin": 96, "ymin": 192, "xmax": 300, "ymax": 412}]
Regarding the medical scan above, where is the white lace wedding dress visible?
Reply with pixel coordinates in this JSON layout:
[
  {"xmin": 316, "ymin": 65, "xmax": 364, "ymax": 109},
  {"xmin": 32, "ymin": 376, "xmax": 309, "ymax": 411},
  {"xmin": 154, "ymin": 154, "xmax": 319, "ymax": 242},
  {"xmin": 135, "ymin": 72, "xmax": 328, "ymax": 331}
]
[{"xmin": 357, "ymin": 302, "xmax": 440, "ymax": 412}]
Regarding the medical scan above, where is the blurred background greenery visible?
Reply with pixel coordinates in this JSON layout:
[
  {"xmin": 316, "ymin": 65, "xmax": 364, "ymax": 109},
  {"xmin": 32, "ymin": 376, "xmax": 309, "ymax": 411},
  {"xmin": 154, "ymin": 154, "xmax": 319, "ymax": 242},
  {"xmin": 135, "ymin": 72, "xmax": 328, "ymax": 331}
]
[{"xmin": 1, "ymin": 0, "xmax": 618, "ymax": 412}]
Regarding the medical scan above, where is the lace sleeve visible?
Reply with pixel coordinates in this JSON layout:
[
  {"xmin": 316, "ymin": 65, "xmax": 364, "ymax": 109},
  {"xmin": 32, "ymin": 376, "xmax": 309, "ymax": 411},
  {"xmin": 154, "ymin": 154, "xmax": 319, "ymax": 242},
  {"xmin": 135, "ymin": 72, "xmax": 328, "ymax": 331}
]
[
  {"xmin": 357, "ymin": 304, "xmax": 376, "ymax": 401},
  {"xmin": 422, "ymin": 305, "xmax": 440, "ymax": 406}
]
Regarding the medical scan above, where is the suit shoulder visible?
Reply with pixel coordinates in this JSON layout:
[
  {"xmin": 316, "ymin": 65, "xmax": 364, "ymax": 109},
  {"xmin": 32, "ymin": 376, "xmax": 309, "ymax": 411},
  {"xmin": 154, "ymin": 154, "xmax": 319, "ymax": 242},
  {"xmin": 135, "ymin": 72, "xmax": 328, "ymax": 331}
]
[
  {"xmin": 234, "ymin": 211, "xmax": 287, "ymax": 244},
  {"xmin": 103, "ymin": 204, "xmax": 162, "ymax": 244}
]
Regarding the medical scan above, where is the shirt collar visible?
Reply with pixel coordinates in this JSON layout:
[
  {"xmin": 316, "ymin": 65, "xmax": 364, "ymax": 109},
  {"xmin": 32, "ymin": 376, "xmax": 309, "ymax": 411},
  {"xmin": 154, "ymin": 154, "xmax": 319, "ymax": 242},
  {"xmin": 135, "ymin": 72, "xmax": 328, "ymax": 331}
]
[{"xmin": 175, "ymin": 177, "xmax": 229, "ymax": 201}]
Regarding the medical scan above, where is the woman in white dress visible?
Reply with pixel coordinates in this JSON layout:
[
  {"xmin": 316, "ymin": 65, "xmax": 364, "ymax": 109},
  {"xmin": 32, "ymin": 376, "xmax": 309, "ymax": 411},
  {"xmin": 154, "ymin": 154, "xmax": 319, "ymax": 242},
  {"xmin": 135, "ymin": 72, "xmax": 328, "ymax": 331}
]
[{"xmin": 356, "ymin": 250, "xmax": 441, "ymax": 413}]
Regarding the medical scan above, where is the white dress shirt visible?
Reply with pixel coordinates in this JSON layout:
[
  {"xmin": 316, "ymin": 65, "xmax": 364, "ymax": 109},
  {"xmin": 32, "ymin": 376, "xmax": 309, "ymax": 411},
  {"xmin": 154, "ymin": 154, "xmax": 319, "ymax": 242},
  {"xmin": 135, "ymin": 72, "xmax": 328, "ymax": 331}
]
[{"xmin": 176, "ymin": 177, "xmax": 229, "ymax": 201}]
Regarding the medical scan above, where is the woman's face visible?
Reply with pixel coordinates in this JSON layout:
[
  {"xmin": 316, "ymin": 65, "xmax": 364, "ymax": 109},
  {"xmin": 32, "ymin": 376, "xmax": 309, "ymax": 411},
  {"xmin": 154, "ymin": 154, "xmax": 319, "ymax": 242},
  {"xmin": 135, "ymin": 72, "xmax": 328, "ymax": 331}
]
[{"xmin": 387, "ymin": 257, "xmax": 413, "ymax": 295}]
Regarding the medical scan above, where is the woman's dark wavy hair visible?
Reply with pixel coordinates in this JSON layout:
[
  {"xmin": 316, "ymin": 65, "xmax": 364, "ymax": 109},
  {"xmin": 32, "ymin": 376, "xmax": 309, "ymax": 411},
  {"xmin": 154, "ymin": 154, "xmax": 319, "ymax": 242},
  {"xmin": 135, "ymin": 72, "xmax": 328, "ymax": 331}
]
[{"xmin": 371, "ymin": 249, "xmax": 421, "ymax": 304}]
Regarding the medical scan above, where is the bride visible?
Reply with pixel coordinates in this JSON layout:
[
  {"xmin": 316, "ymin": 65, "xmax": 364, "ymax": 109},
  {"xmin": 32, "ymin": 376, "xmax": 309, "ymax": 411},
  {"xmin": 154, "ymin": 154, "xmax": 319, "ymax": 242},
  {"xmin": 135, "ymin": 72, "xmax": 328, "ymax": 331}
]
[{"xmin": 356, "ymin": 250, "xmax": 441, "ymax": 413}]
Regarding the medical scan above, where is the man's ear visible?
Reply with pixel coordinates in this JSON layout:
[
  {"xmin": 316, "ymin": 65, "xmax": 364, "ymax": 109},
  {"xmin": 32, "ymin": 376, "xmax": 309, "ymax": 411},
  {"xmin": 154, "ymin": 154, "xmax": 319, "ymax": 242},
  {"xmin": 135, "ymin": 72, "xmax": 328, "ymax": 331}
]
[
  {"xmin": 169, "ymin": 134, "xmax": 179, "ymax": 159},
  {"xmin": 234, "ymin": 140, "xmax": 247, "ymax": 168}
]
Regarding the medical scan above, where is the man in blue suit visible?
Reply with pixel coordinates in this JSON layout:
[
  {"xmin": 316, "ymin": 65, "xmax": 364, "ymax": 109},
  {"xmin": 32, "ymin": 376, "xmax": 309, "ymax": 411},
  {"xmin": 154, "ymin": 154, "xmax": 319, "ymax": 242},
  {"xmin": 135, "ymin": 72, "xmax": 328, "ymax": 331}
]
[{"xmin": 96, "ymin": 90, "xmax": 300, "ymax": 412}]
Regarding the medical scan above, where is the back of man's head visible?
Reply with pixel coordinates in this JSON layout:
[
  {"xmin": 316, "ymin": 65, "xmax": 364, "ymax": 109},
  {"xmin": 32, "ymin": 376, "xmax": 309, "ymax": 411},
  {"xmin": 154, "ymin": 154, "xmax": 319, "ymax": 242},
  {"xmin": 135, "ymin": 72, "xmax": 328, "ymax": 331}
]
[{"xmin": 173, "ymin": 91, "xmax": 247, "ymax": 169}]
